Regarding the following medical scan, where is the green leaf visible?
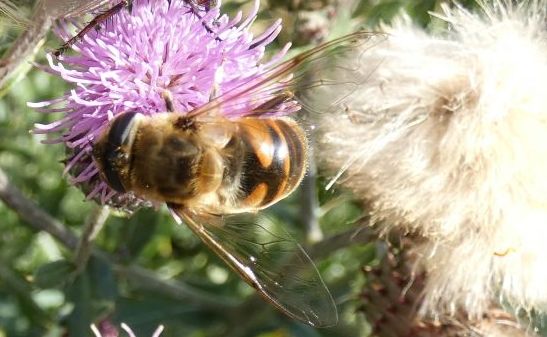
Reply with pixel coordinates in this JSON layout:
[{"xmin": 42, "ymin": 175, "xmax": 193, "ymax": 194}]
[
  {"xmin": 116, "ymin": 295, "xmax": 221, "ymax": 328},
  {"xmin": 287, "ymin": 322, "xmax": 322, "ymax": 337},
  {"xmin": 406, "ymin": 0, "xmax": 437, "ymax": 27},
  {"xmin": 62, "ymin": 257, "xmax": 118, "ymax": 336},
  {"xmin": 33, "ymin": 260, "xmax": 74, "ymax": 289},
  {"xmin": 65, "ymin": 273, "xmax": 93, "ymax": 337},
  {"xmin": 88, "ymin": 256, "xmax": 117, "ymax": 301},
  {"xmin": 124, "ymin": 208, "xmax": 160, "ymax": 259},
  {"xmin": 366, "ymin": 1, "xmax": 405, "ymax": 27}
]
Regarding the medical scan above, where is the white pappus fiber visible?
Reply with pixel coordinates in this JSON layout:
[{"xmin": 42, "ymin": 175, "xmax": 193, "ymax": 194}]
[{"xmin": 313, "ymin": 1, "xmax": 547, "ymax": 318}]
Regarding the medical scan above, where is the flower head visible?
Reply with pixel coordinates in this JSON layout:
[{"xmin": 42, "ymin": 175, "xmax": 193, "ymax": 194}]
[
  {"xmin": 30, "ymin": 0, "xmax": 291, "ymax": 209},
  {"xmin": 315, "ymin": 0, "xmax": 547, "ymax": 318}
]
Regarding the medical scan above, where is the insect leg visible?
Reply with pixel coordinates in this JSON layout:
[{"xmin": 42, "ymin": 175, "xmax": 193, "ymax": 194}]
[
  {"xmin": 162, "ymin": 90, "xmax": 175, "ymax": 113},
  {"xmin": 54, "ymin": 0, "xmax": 132, "ymax": 57},
  {"xmin": 185, "ymin": 0, "xmax": 219, "ymax": 36}
]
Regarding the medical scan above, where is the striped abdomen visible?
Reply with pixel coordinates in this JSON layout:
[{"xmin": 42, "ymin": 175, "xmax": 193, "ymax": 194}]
[{"xmin": 235, "ymin": 118, "xmax": 308, "ymax": 210}]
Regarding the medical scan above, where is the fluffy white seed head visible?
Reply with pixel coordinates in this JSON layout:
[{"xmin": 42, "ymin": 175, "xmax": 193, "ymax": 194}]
[{"xmin": 313, "ymin": 0, "xmax": 547, "ymax": 317}]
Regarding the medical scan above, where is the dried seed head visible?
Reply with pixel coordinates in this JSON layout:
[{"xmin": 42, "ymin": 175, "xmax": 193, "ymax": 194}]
[
  {"xmin": 360, "ymin": 241, "xmax": 538, "ymax": 337},
  {"xmin": 315, "ymin": 0, "xmax": 547, "ymax": 318}
]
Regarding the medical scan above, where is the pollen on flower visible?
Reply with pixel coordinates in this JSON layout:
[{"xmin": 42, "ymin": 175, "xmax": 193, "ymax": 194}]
[{"xmin": 29, "ymin": 0, "xmax": 292, "ymax": 210}]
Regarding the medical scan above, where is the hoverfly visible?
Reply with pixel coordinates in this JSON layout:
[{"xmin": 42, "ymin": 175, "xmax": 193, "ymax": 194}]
[
  {"xmin": 52, "ymin": 0, "xmax": 215, "ymax": 57},
  {"xmin": 88, "ymin": 29, "xmax": 386, "ymax": 326},
  {"xmin": 90, "ymin": 29, "xmax": 385, "ymax": 326}
]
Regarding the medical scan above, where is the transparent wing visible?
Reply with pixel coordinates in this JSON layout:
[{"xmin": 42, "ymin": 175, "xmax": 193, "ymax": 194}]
[
  {"xmin": 0, "ymin": 0, "xmax": 108, "ymax": 30},
  {"xmin": 169, "ymin": 205, "xmax": 338, "ymax": 327},
  {"xmin": 186, "ymin": 31, "xmax": 388, "ymax": 119},
  {"xmin": 0, "ymin": 0, "xmax": 31, "ymax": 27},
  {"xmin": 41, "ymin": 0, "xmax": 110, "ymax": 18}
]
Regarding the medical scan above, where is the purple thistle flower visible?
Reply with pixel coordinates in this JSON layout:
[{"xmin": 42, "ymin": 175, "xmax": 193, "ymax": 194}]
[{"xmin": 30, "ymin": 0, "xmax": 293, "ymax": 210}]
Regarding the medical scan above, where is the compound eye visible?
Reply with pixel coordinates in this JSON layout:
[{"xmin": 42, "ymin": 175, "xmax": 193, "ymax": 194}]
[
  {"xmin": 102, "ymin": 111, "xmax": 140, "ymax": 193},
  {"xmin": 107, "ymin": 111, "xmax": 139, "ymax": 149}
]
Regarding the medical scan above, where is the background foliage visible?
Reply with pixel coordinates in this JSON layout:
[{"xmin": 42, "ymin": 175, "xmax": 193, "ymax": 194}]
[{"xmin": 0, "ymin": 1, "xmax": 478, "ymax": 336}]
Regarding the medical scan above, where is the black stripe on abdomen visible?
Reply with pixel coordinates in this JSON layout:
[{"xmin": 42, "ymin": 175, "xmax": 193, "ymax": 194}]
[
  {"xmin": 239, "ymin": 120, "xmax": 283, "ymax": 208},
  {"xmin": 274, "ymin": 119, "xmax": 307, "ymax": 192},
  {"xmin": 238, "ymin": 119, "xmax": 306, "ymax": 209}
]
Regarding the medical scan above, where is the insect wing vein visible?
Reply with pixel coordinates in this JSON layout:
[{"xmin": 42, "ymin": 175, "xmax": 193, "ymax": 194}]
[
  {"xmin": 51, "ymin": 0, "xmax": 111, "ymax": 18},
  {"xmin": 186, "ymin": 31, "xmax": 387, "ymax": 120},
  {"xmin": 169, "ymin": 206, "xmax": 338, "ymax": 327}
]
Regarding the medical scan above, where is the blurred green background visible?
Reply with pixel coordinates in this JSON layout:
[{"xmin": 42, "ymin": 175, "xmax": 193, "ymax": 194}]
[{"xmin": 0, "ymin": 1, "xmax": 479, "ymax": 337}]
